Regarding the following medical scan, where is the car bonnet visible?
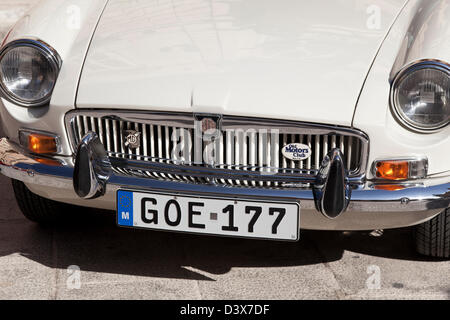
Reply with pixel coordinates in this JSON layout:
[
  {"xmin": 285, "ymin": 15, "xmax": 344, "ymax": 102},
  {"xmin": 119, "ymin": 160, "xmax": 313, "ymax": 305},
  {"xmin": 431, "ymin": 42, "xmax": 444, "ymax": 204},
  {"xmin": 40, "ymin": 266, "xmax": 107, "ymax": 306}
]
[{"xmin": 76, "ymin": 0, "xmax": 407, "ymax": 126}]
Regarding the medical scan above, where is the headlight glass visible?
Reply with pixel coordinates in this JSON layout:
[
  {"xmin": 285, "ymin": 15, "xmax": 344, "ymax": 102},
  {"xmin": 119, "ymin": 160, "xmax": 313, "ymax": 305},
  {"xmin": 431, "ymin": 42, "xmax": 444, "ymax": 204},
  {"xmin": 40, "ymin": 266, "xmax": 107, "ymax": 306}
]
[
  {"xmin": 391, "ymin": 62, "xmax": 449, "ymax": 131},
  {"xmin": 0, "ymin": 40, "xmax": 60, "ymax": 107}
]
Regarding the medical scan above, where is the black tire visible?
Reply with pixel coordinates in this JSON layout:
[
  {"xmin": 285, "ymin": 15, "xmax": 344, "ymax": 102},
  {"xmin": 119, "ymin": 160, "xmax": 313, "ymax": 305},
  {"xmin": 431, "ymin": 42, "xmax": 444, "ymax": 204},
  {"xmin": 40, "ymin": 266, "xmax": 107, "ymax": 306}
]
[
  {"xmin": 415, "ymin": 208, "xmax": 450, "ymax": 259},
  {"xmin": 11, "ymin": 179, "xmax": 74, "ymax": 224}
]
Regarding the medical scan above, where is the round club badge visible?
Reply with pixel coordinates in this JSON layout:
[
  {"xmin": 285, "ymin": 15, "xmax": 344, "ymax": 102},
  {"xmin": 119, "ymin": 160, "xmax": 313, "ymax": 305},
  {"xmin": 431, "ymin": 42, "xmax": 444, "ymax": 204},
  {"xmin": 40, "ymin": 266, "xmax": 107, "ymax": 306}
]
[{"xmin": 281, "ymin": 143, "xmax": 311, "ymax": 161}]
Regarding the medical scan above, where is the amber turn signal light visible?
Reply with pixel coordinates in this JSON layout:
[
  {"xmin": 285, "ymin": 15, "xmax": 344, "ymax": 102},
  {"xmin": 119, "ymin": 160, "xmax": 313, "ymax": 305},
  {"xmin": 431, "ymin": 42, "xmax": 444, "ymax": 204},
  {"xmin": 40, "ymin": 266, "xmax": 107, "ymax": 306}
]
[
  {"xmin": 375, "ymin": 160, "xmax": 409, "ymax": 180},
  {"xmin": 19, "ymin": 130, "xmax": 59, "ymax": 154},
  {"xmin": 372, "ymin": 157, "xmax": 428, "ymax": 181}
]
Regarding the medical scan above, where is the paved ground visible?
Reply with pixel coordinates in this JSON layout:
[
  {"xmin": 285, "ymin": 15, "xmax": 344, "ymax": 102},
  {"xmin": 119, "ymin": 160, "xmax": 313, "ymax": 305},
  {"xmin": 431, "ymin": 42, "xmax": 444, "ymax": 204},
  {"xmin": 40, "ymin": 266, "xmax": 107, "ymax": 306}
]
[{"xmin": 0, "ymin": 0, "xmax": 449, "ymax": 300}]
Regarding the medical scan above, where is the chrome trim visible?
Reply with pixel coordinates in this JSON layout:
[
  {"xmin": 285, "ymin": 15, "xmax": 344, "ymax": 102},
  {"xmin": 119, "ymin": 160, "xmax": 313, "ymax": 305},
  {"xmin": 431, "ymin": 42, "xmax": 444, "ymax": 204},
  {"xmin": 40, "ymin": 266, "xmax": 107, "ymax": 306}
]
[
  {"xmin": 0, "ymin": 137, "xmax": 449, "ymax": 231},
  {"xmin": 64, "ymin": 109, "xmax": 370, "ymax": 181},
  {"xmin": 73, "ymin": 132, "xmax": 112, "ymax": 199},
  {"xmin": 0, "ymin": 137, "xmax": 448, "ymax": 214},
  {"xmin": 313, "ymin": 148, "xmax": 351, "ymax": 219},
  {"xmin": 389, "ymin": 59, "xmax": 450, "ymax": 133},
  {"xmin": 0, "ymin": 38, "xmax": 62, "ymax": 107},
  {"xmin": 109, "ymin": 157, "xmax": 318, "ymax": 184}
]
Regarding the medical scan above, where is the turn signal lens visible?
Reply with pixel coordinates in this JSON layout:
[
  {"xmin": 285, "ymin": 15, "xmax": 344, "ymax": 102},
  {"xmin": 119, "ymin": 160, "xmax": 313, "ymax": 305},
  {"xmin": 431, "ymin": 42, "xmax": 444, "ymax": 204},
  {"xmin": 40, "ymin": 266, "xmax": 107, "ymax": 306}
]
[
  {"xmin": 372, "ymin": 158, "xmax": 428, "ymax": 181},
  {"xmin": 29, "ymin": 134, "xmax": 57, "ymax": 153},
  {"xmin": 375, "ymin": 161, "xmax": 409, "ymax": 180},
  {"xmin": 19, "ymin": 130, "xmax": 58, "ymax": 154}
]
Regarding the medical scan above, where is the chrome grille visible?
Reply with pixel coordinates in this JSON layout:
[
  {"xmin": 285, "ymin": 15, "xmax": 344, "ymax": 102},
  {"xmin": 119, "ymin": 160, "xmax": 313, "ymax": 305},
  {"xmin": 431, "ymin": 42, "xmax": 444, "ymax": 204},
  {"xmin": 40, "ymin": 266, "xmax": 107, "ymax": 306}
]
[{"xmin": 66, "ymin": 111, "xmax": 368, "ymax": 187}]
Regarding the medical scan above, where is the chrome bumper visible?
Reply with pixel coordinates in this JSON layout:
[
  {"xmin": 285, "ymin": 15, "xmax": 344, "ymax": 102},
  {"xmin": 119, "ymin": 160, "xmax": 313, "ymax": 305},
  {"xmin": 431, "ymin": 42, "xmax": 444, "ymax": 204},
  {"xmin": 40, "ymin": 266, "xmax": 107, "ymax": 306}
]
[{"xmin": 0, "ymin": 137, "xmax": 449, "ymax": 230}]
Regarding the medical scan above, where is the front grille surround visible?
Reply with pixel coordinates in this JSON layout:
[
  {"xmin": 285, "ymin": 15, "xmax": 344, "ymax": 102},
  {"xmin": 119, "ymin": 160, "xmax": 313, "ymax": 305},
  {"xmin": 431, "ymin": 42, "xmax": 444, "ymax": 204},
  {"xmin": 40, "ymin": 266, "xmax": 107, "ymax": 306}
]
[{"xmin": 65, "ymin": 110, "xmax": 369, "ymax": 187}]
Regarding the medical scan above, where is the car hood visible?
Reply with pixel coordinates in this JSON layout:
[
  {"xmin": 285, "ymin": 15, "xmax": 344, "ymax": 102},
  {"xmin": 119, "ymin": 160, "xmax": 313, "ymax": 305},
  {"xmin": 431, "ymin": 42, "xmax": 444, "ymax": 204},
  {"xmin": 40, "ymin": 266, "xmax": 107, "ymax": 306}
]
[{"xmin": 76, "ymin": 0, "xmax": 406, "ymax": 126}]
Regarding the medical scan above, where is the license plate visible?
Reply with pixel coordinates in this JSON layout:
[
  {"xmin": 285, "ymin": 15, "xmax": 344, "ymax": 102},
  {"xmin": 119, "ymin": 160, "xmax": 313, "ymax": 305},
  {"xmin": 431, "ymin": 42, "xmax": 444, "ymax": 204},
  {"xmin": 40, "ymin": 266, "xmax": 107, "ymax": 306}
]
[{"xmin": 116, "ymin": 190, "xmax": 300, "ymax": 241}]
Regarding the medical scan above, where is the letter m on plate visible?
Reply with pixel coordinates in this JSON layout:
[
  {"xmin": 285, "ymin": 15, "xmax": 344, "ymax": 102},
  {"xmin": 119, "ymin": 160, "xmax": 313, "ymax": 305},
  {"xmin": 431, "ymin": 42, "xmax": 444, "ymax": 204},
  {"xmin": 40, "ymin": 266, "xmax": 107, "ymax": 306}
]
[{"xmin": 117, "ymin": 191, "xmax": 133, "ymax": 226}]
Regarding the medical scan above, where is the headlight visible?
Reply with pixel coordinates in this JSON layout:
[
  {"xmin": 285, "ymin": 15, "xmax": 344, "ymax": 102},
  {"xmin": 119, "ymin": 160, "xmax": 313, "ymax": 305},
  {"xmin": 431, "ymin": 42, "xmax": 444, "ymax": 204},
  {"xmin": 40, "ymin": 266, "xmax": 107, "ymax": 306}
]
[
  {"xmin": 0, "ymin": 39, "xmax": 61, "ymax": 107},
  {"xmin": 390, "ymin": 61, "xmax": 449, "ymax": 132}
]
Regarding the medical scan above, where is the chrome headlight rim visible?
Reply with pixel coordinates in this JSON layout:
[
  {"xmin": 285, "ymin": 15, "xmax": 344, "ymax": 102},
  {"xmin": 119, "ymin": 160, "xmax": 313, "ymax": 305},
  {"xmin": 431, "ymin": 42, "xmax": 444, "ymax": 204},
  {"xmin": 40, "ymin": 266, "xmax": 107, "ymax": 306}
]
[
  {"xmin": 0, "ymin": 38, "xmax": 62, "ymax": 107},
  {"xmin": 390, "ymin": 59, "xmax": 450, "ymax": 133}
]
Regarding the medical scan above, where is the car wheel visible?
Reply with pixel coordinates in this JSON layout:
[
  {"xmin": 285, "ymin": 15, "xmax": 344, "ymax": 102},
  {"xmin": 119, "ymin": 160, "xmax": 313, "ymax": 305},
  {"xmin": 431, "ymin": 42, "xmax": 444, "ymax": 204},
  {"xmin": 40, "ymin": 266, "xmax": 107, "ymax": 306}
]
[
  {"xmin": 415, "ymin": 208, "xmax": 450, "ymax": 259},
  {"xmin": 11, "ymin": 179, "xmax": 73, "ymax": 224}
]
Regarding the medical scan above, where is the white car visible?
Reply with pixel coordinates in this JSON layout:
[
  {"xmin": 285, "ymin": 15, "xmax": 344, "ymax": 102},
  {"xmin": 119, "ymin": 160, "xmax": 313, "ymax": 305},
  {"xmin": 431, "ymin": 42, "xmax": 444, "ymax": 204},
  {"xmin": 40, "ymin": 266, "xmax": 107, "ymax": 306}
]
[{"xmin": 0, "ymin": 0, "xmax": 448, "ymax": 257}]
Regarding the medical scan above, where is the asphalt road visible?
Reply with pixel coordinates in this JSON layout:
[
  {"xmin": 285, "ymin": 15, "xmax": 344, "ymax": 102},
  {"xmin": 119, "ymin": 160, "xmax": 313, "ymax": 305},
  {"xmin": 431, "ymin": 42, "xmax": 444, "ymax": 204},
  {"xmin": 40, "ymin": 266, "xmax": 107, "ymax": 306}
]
[{"xmin": 0, "ymin": 0, "xmax": 449, "ymax": 300}]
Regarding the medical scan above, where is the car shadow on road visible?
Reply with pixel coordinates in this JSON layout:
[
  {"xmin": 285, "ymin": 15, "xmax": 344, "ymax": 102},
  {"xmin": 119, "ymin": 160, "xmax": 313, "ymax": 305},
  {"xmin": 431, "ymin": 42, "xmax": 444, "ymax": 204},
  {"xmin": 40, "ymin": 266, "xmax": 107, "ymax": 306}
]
[{"xmin": 1, "ymin": 207, "xmax": 440, "ymax": 281}]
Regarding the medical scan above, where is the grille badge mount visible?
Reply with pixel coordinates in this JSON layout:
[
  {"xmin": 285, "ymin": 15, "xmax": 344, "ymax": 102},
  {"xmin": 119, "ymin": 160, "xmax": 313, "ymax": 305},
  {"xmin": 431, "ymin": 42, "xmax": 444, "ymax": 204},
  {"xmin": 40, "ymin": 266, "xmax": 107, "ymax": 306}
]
[{"xmin": 123, "ymin": 130, "xmax": 141, "ymax": 149}]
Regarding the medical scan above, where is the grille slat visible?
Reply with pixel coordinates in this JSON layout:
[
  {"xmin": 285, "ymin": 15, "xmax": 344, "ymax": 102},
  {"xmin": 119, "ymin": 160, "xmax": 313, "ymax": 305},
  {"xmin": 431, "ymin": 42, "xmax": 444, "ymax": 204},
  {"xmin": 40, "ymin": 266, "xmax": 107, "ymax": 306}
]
[
  {"xmin": 298, "ymin": 134, "xmax": 304, "ymax": 170},
  {"xmin": 112, "ymin": 120, "xmax": 118, "ymax": 155},
  {"xmin": 119, "ymin": 121, "xmax": 125, "ymax": 158},
  {"xmin": 68, "ymin": 113, "xmax": 367, "ymax": 188},
  {"xmin": 76, "ymin": 117, "xmax": 83, "ymax": 142},
  {"xmin": 306, "ymin": 134, "xmax": 311, "ymax": 171},
  {"xmin": 226, "ymin": 130, "xmax": 234, "ymax": 185},
  {"xmin": 322, "ymin": 134, "xmax": 328, "ymax": 160},
  {"xmin": 134, "ymin": 122, "xmax": 140, "ymax": 161},
  {"xmin": 142, "ymin": 123, "xmax": 148, "ymax": 160},
  {"xmin": 258, "ymin": 131, "xmax": 264, "ymax": 187},
  {"xmin": 249, "ymin": 131, "xmax": 256, "ymax": 187},
  {"xmin": 157, "ymin": 125, "xmax": 162, "ymax": 161},
  {"xmin": 105, "ymin": 119, "xmax": 111, "ymax": 152},
  {"xmin": 156, "ymin": 125, "xmax": 164, "ymax": 179},
  {"xmin": 83, "ymin": 116, "xmax": 89, "ymax": 135},
  {"xmin": 314, "ymin": 134, "xmax": 320, "ymax": 170},
  {"xmin": 126, "ymin": 122, "xmax": 133, "ymax": 160},
  {"xmin": 290, "ymin": 134, "xmax": 295, "ymax": 169},
  {"xmin": 234, "ymin": 131, "xmax": 241, "ymax": 186},
  {"xmin": 149, "ymin": 124, "xmax": 155, "ymax": 159},
  {"xmin": 97, "ymin": 118, "xmax": 104, "ymax": 145}
]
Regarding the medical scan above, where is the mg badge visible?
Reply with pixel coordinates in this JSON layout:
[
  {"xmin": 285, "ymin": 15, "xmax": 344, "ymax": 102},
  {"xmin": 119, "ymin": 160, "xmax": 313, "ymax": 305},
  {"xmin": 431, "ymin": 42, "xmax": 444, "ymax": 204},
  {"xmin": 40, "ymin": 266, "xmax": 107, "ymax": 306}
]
[
  {"xmin": 201, "ymin": 117, "xmax": 218, "ymax": 133},
  {"xmin": 193, "ymin": 114, "xmax": 222, "ymax": 166},
  {"xmin": 195, "ymin": 114, "xmax": 222, "ymax": 135},
  {"xmin": 123, "ymin": 130, "xmax": 141, "ymax": 149}
]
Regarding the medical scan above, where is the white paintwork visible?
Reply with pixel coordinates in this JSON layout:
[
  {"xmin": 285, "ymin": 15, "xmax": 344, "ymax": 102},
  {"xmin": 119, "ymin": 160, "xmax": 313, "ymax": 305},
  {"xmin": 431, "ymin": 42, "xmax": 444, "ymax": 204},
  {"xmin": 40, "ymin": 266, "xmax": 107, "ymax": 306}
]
[
  {"xmin": 390, "ymin": 0, "xmax": 450, "ymax": 78},
  {"xmin": 76, "ymin": 0, "xmax": 405, "ymax": 126}
]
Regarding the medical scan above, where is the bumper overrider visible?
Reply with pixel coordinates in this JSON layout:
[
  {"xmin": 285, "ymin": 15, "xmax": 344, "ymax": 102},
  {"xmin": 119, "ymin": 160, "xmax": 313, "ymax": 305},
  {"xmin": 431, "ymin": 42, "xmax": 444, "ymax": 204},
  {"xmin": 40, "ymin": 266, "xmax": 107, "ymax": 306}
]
[{"xmin": 0, "ymin": 134, "xmax": 449, "ymax": 231}]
